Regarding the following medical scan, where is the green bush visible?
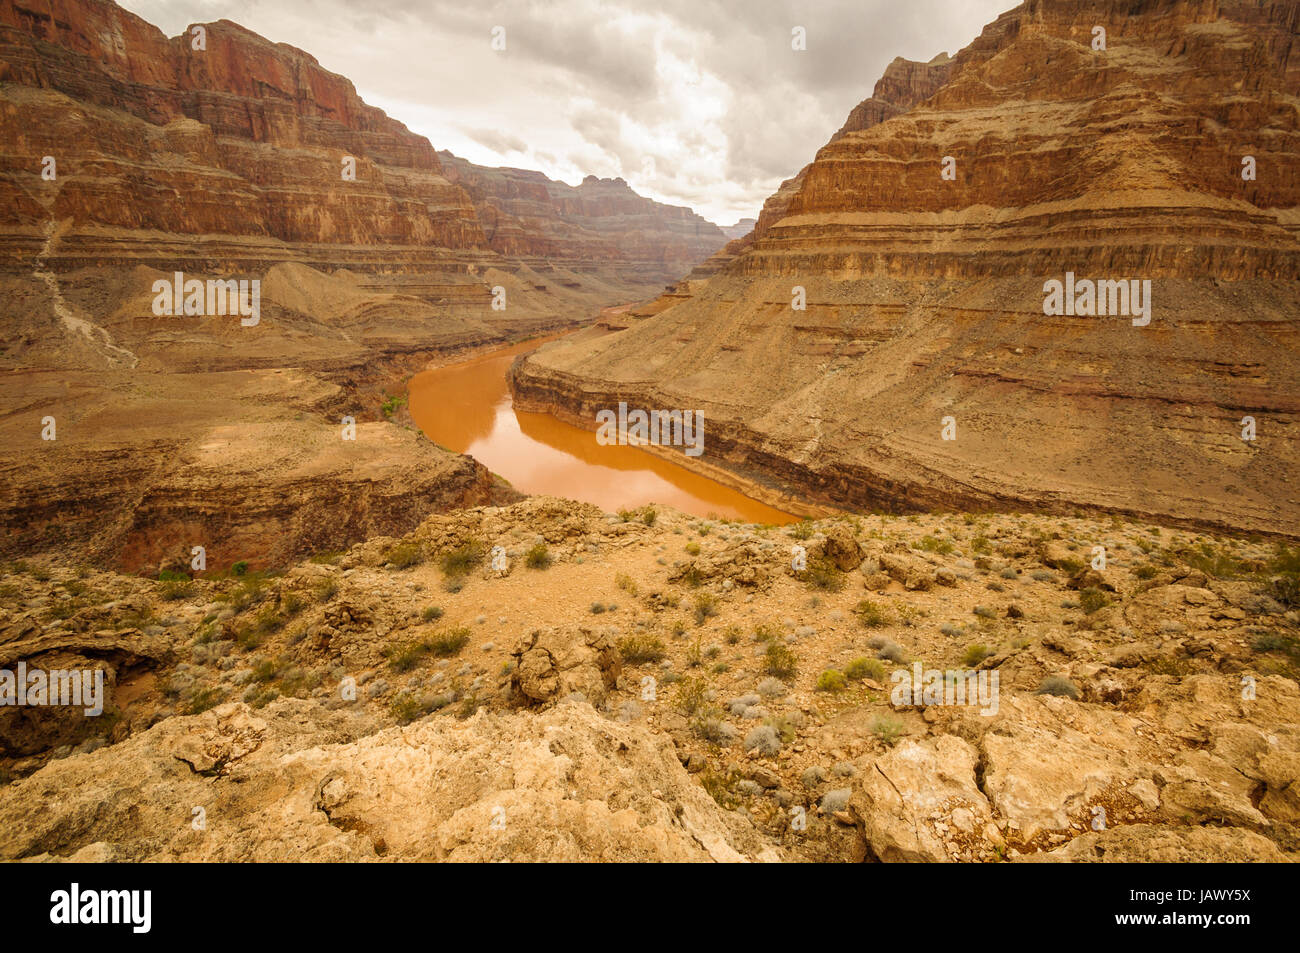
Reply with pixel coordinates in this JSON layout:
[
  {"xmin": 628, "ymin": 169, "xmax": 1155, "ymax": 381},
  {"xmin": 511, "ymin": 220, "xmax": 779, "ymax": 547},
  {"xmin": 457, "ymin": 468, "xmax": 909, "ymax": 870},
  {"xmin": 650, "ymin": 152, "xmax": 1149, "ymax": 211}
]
[
  {"xmin": 617, "ymin": 635, "xmax": 666, "ymax": 664},
  {"xmin": 1079, "ymin": 587, "xmax": 1110, "ymax": 614},
  {"xmin": 854, "ymin": 599, "xmax": 889, "ymax": 628},
  {"xmin": 1036, "ymin": 675, "xmax": 1080, "ymax": 699},
  {"xmin": 845, "ymin": 657, "xmax": 885, "ymax": 681},
  {"xmin": 525, "ymin": 543, "xmax": 552, "ymax": 569},
  {"xmin": 763, "ymin": 643, "xmax": 798, "ymax": 680},
  {"xmin": 871, "ymin": 715, "xmax": 904, "ymax": 746},
  {"xmin": 386, "ymin": 541, "xmax": 424, "ymax": 570},
  {"xmin": 815, "ymin": 669, "xmax": 847, "ymax": 692},
  {"xmin": 429, "ymin": 626, "xmax": 471, "ymax": 657},
  {"xmin": 439, "ymin": 540, "xmax": 484, "ymax": 577}
]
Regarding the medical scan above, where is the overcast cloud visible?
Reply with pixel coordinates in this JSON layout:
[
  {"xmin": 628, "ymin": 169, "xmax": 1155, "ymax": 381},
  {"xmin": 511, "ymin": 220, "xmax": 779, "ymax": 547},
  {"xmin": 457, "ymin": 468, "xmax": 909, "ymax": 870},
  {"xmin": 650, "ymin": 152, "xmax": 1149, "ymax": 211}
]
[{"xmin": 120, "ymin": 0, "xmax": 1013, "ymax": 224}]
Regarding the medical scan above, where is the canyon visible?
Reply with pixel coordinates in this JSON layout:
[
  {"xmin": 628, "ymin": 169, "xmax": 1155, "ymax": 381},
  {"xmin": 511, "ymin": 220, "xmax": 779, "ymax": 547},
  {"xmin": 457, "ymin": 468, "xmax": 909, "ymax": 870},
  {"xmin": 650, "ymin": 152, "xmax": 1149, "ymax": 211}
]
[
  {"xmin": 512, "ymin": 0, "xmax": 1300, "ymax": 539},
  {"xmin": 0, "ymin": 0, "xmax": 1296, "ymax": 868}
]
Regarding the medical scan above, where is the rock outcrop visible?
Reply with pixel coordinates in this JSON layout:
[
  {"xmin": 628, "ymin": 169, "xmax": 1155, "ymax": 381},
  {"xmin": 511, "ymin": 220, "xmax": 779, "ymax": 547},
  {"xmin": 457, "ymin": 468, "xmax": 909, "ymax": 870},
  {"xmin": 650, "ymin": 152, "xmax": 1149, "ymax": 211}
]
[{"xmin": 513, "ymin": 0, "xmax": 1300, "ymax": 538}]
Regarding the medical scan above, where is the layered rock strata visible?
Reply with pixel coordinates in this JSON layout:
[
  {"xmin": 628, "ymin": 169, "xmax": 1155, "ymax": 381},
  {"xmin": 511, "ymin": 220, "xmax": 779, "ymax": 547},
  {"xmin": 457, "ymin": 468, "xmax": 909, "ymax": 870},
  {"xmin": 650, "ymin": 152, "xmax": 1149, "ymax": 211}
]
[{"xmin": 513, "ymin": 0, "xmax": 1300, "ymax": 538}]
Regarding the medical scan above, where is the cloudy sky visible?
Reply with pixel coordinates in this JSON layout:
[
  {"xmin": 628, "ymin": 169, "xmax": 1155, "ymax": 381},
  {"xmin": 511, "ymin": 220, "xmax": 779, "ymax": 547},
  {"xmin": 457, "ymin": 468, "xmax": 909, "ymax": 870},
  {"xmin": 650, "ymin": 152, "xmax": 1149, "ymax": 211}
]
[{"xmin": 121, "ymin": 0, "xmax": 1013, "ymax": 225}]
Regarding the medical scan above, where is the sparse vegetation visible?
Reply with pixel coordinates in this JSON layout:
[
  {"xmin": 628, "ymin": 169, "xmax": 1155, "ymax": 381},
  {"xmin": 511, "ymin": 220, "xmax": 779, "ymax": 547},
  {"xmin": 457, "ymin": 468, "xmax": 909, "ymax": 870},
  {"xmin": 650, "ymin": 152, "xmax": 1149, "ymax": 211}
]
[
  {"xmin": 1036, "ymin": 675, "xmax": 1080, "ymax": 699},
  {"xmin": 386, "ymin": 541, "xmax": 424, "ymax": 570},
  {"xmin": 845, "ymin": 657, "xmax": 885, "ymax": 681},
  {"xmin": 815, "ymin": 669, "xmax": 847, "ymax": 692},
  {"xmin": 439, "ymin": 539, "xmax": 484, "ymax": 577},
  {"xmin": 871, "ymin": 715, "xmax": 905, "ymax": 746},
  {"xmin": 618, "ymin": 634, "xmax": 666, "ymax": 663},
  {"xmin": 762, "ymin": 642, "xmax": 798, "ymax": 680},
  {"xmin": 525, "ymin": 543, "xmax": 552, "ymax": 569},
  {"xmin": 854, "ymin": 599, "xmax": 889, "ymax": 628}
]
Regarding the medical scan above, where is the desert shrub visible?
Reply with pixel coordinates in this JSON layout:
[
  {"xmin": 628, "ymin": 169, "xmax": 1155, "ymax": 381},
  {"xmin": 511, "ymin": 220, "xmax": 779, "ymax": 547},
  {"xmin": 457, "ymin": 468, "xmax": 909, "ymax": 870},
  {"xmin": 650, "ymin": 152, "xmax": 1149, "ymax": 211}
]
[
  {"xmin": 616, "ymin": 572, "xmax": 638, "ymax": 595},
  {"xmin": 159, "ymin": 577, "xmax": 196, "ymax": 601},
  {"xmin": 804, "ymin": 558, "xmax": 845, "ymax": 592},
  {"xmin": 1036, "ymin": 675, "xmax": 1080, "ymax": 699},
  {"xmin": 971, "ymin": 536, "xmax": 992, "ymax": 555},
  {"xmin": 916, "ymin": 535, "xmax": 954, "ymax": 555},
  {"xmin": 762, "ymin": 643, "xmax": 798, "ymax": 680},
  {"xmin": 439, "ymin": 540, "xmax": 484, "ymax": 577},
  {"xmin": 385, "ymin": 640, "xmax": 429, "ymax": 673},
  {"xmin": 875, "ymin": 641, "xmax": 906, "ymax": 663},
  {"xmin": 1268, "ymin": 573, "xmax": 1299, "ymax": 609},
  {"xmin": 962, "ymin": 643, "xmax": 995, "ymax": 667},
  {"xmin": 386, "ymin": 541, "xmax": 423, "ymax": 570},
  {"xmin": 250, "ymin": 656, "xmax": 280, "ymax": 683},
  {"xmin": 854, "ymin": 599, "xmax": 889, "ymax": 628},
  {"xmin": 871, "ymin": 715, "xmax": 904, "ymax": 746},
  {"xmin": 380, "ymin": 393, "xmax": 406, "ymax": 418},
  {"xmin": 590, "ymin": 602, "xmax": 606, "ymax": 614},
  {"xmin": 845, "ymin": 657, "xmax": 885, "ymax": 681},
  {"xmin": 940, "ymin": 623, "xmax": 963, "ymax": 638},
  {"xmin": 231, "ymin": 561, "xmax": 249, "ymax": 577},
  {"xmin": 420, "ymin": 605, "xmax": 443, "ymax": 622},
  {"xmin": 756, "ymin": 677, "xmax": 786, "ymax": 698},
  {"xmin": 754, "ymin": 623, "xmax": 781, "ymax": 642},
  {"xmin": 815, "ymin": 669, "xmax": 847, "ymax": 692},
  {"xmin": 685, "ymin": 542, "xmax": 701, "ymax": 556},
  {"xmin": 525, "ymin": 544, "xmax": 552, "ymax": 569},
  {"xmin": 1031, "ymin": 569, "xmax": 1054, "ymax": 582},
  {"xmin": 1144, "ymin": 656, "xmax": 1195, "ymax": 676},
  {"xmin": 743, "ymin": 724, "xmax": 782, "ymax": 756},
  {"xmin": 1079, "ymin": 587, "xmax": 1110, "ymax": 614},
  {"xmin": 801, "ymin": 766, "xmax": 828, "ymax": 787},
  {"xmin": 1000, "ymin": 567, "xmax": 1019, "ymax": 580},
  {"xmin": 618, "ymin": 634, "xmax": 666, "ymax": 664},
  {"xmin": 1134, "ymin": 565, "xmax": 1158, "ymax": 580},
  {"xmin": 312, "ymin": 577, "xmax": 339, "ymax": 602},
  {"xmin": 686, "ymin": 640, "xmax": 702, "ymax": 668},
  {"xmin": 675, "ymin": 676, "xmax": 708, "ymax": 716},
  {"xmin": 640, "ymin": 506, "xmax": 658, "ymax": 526},
  {"xmin": 693, "ymin": 715, "xmax": 735, "ymax": 745},
  {"xmin": 428, "ymin": 626, "xmax": 471, "ymax": 657},
  {"xmin": 729, "ymin": 694, "xmax": 761, "ymax": 716},
  {"xmin": 973, "ymin": 605, "xmax": 996, "ymax": 619},
  {"xmin": 693, "ymin": 591, "xmax": 719, "ymax": 625},
  {"xmin": 791, "ymin": 520, "xmax": 814, "ymax": 540},
  {"xmin": 389, "ymin": 693, "xmax": 424, "ymax": 724},
  {"xmin": 183, "ymin": 687, "xmax": 223, "ymax": 715},
  {"xmin": 820, "ymin": 788, "xmax": 852, "ymax": 813}
]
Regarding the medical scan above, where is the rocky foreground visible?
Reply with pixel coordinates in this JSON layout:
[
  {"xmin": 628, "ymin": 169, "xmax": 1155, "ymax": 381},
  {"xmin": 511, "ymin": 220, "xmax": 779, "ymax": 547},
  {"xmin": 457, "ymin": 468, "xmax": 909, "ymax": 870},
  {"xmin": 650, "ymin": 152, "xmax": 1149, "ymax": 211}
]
[{"xmin": 1, "ymin": 498, "xmax": 1296, "ymax": 861}]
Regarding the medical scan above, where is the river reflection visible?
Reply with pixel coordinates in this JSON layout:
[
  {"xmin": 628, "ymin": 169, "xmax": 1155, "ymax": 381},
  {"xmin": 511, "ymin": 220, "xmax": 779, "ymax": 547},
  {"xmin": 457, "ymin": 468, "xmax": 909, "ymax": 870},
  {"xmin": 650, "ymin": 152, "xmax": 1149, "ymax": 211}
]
[{"xmin": 408, "ymin": 336, "xmax": 797, "ymax": 524}]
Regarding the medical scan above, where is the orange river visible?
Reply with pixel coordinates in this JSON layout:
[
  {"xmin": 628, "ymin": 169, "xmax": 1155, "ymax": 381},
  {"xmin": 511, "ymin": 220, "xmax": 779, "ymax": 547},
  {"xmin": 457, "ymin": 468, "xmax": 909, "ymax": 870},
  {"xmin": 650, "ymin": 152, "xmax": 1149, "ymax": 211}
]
[{"xmin": 408, "ymin": 336, "xmax": 798, "ymax": 524}]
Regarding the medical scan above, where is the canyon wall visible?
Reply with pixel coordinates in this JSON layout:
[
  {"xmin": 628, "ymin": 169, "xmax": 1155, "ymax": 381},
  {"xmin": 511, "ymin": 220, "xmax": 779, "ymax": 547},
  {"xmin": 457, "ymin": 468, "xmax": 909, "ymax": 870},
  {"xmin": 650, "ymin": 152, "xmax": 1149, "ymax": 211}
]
[
  {"xmin": 513, "ymin": 0, "xmax": 1300, "ymax": 537},
  {"xmin": 0, "ymin": 0, "xmax": 726, "ymax": 568},
  {"xmin": 438, "ymin": 152, "xmax": 727, "ymax": 287}
]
